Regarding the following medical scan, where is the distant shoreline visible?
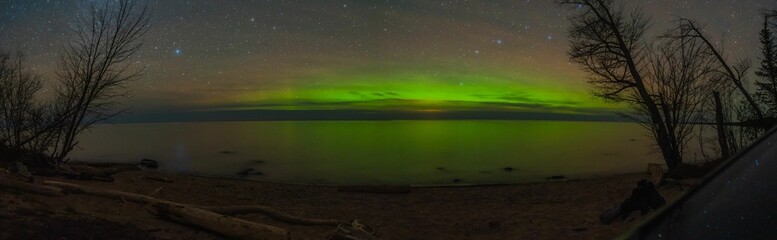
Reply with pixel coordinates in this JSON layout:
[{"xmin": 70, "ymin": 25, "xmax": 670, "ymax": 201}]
[
  {"xmin": 69, "ymin": 161, "xmax": 654, "ymax": 187},
  {"xmin": 179, "ymin": 170, "xmax": 649, "ymax": 188},
  {"xmin": 110, "ymin": 109, "xmax": 629, "ymax": 124},
  {"xmin": 101, "ymin": 116, "xmax": 634, "ymax": 125}
]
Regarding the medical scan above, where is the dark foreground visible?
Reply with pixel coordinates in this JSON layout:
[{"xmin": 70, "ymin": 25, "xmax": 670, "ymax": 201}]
[{"xmin": 0, "ymin": 170, "xmax": 692, "ymax": 240}]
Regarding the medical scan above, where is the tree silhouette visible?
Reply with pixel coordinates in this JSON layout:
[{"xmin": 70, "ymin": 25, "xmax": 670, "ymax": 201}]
[
  {"xmin": 756, "ymin": 13, "xmax": 777, "ymax": 116},
  {"xmin": 556, "ymin": 0, "xmax": 682, "ymax": 169},
  {"xmin": 50, "ymin": 0, "xmax": 151, "ymax": 161},
  {"xmin": 0, "ymin": 52, "xmax": 44, "ymax": 151},
  {"xmin": 675, "ymin": 18, "xmax": 765, "ymax": 120},
  {"xmin": 644, "ymin": 28, "xmax": 722, "ymax": 166}
]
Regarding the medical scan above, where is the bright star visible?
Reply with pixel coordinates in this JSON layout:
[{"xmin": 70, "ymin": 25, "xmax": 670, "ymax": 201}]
[{"xmin": 174, "ymin": 48, "xmax": 182, "ymax": 56}]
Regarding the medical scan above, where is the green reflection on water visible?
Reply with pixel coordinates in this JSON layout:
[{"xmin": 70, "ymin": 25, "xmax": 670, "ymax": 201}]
[{"xmin": 73, "ymin": 120, "xmax": 664, "ymax": 185}]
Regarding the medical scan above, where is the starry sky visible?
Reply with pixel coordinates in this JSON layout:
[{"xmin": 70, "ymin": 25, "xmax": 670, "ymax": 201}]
[{"xmin": 0, "ymin": 0, "xmax": 774, "ymax": 122}]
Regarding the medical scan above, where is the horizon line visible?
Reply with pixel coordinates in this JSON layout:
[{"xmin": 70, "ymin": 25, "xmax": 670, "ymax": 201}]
[{"xmin": 108, "ymin": 109, "xmax": 630, "ymax": 124}]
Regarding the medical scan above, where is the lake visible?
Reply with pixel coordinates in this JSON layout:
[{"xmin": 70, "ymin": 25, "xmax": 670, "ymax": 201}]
[{"xmin": 70, "ymin": 120, "xmax": 690, "ymax": 186}]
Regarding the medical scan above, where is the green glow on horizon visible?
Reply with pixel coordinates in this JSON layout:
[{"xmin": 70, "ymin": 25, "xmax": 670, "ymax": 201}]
[{"xmin": 225, "ymin": 68, "xmax": 619, "ymax": 114}]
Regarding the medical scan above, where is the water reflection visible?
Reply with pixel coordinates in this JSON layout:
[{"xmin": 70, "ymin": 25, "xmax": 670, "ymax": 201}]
[{"xmin": 70, "ymin": 121, "xmax": 704, "ymax": 185}]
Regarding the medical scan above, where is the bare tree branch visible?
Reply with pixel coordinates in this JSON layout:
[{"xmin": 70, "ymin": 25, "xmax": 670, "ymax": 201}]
[
  {"xmin": 51, "ymin": 0, "xmax": 151, "ymax": 161},
  {"xmin": 558, "ymin": 0, "xmax": 684, "ymax": 169}
]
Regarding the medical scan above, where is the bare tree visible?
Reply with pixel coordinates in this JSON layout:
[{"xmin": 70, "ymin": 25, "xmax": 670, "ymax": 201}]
[
  {"xmin": 676, "ymin": 18, "xmax": 766, "ymax": 120},
  {"xmin": 50, "ymin": 0, "xmax": 150, "ymax": 161},
  {"xmin": 644, "ymin": 28, "xmax": 723, "ymax": 165},
  {"xmin": 0, "ymin": 52, "xmax": 44, "ymax": 152},
  {"xmin": 557, "ymin": 0, "xmax": 682, "ymax": 169}
]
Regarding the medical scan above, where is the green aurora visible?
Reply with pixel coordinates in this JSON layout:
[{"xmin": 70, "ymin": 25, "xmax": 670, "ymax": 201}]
[{"xmin": 233, "ymin": 69, "xmax": 614, "ymax": 114}]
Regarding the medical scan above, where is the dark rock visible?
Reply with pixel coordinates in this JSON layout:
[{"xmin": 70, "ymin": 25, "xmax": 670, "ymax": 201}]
[
  {"xmin": 139, "ymin": 159, "xmax": 158, "ymax": 169},
  {"xmin": 338, "ymin": 185, "xmax": 411, "ymax": 193},
  {"xmin": 9, "ymin": 162, "xmax": 33, "ymax": 182},
  {"xmin": 436, "ymin": 167, "xmax": 445, "ymax": 170},
  {"xmin": 546, "ymin": 175, "xmax": 565, "ymax": 180},
  {"xmin": 237, "ymin": 168, "xmax": 254, "ymax": 177},
  {"xmin": 237, "ymin": 168, "xmax": 263, "ymax": 177},
  {"xmin": 219, "ymin": 150, "xmax": 234, "ymax": 154},
  {"xmin": 503, "ymin": 167, "xmax": 514, "ymax": 172},
  {"xmin": 452, "ymin": 178, "xmax": 462, "ymax": 183}
]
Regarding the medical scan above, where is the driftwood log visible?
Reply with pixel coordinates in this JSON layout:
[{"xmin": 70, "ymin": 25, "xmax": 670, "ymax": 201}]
[
  {"xmin": 152, "ymin": 202, "xmax": 289, "ymax": 240},
  {"xmin": 43, "ymin": 180, "xmax": 342, "ymax": 226},
  {"xmin": 200, "ymin": 205, "xmax": 342, "ymax": 226},
  {"xmin": 0, "ymin": 176, "xmax": 64, "ymax": 196},
  {"xmin": 44, "ymin": 181, "xmax": 172, "ymax": 204},
  {"xmin": 43, "ymin": 181, "xmax": 290, "ymax": 240},
  {"xmin": 145, "ymin": 176, "xmax": 174, "ymax": 183},
  {"xmin": 60, "ymin": 170, "xmax": 115, "ymax": 182},
  {"xmin": 3, "ymin": 178, "xmax": 382, "ymax": 239}
]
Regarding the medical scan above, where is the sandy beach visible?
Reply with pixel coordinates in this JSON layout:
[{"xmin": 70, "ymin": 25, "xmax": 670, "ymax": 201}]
[{"xmin": 0, "ymin": 168, "xmax": 693, "ymax": 240}]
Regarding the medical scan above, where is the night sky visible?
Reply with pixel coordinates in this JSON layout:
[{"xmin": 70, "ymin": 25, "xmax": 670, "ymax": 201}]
[{"xmin": 0, "ymin": 0, "xmax": 773, "ymax": 122}]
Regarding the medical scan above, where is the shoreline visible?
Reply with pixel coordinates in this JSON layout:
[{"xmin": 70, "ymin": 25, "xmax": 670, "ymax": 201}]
[
  {"xmin": 0, "ymin": 167, "xmax": 693, "ymax": 240},
  {"xmin": 74, "ymin": 160, "xmax": 651, "ymax": 188},
  {"xmin": 181, "ymin": 170, "xmax": 651, "ymax": 188}
]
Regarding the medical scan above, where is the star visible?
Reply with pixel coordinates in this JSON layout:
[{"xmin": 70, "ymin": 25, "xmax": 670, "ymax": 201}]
[{"xmin": 174, "ymin": 48, "xmax": 182, "ymax": 56}]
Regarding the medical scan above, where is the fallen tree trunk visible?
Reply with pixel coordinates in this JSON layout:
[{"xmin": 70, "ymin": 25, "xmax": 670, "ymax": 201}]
[
  {"xmin": 43, "ymin": 180, "xmax": 289, "ymax": 240},
  {"xmin": 145, "ymin": 176, "xmax": 173, "ymax": 183},
  {"xmin": 44, "ymin": 180, "xmax": 171, "ymax": 204},
  {"xmin": 152, "ymin": 202, "xmax": 289, "ymax": 240},
  {"xmin": 201, "ymin": 205, "xmax": 341, "ymax": 226},
  {"xmin": 45, "ymin": 180, "xmax": 343, "ymax": 226},
  {"xmin": 0, "ymin": 177, "xmax": 64, "ymax": 196},
  {"xmin": 60, "ymin": 170, "xmax": 115, "ymax": 182}
]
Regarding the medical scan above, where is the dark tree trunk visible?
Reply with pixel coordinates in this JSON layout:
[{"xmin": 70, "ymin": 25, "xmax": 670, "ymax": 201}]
[{"xmin": 714, "ymin": 91, "xmax": 731, "ymax": 159}]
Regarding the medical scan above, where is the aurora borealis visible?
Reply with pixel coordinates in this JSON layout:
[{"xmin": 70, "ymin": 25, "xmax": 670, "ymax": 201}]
[{"xmin": 0, "ymin": 0, "xmax": 773, "ymax": 121}]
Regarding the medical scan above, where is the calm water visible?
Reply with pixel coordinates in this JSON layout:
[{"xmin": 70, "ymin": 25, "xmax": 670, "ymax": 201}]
[{"xmin": 70, "ymin": 120, "xmax": 680, "ymax": 186}]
